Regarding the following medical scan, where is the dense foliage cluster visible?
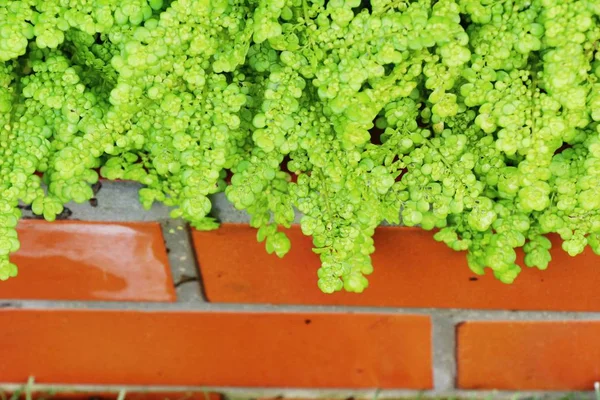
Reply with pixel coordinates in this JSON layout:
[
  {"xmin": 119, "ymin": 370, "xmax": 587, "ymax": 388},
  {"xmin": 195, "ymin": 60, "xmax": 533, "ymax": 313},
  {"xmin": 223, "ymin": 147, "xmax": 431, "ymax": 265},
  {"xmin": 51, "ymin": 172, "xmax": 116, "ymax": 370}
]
[{"xmin": 1, "ymin": 0, "xmax": 600, "ymax": 293}]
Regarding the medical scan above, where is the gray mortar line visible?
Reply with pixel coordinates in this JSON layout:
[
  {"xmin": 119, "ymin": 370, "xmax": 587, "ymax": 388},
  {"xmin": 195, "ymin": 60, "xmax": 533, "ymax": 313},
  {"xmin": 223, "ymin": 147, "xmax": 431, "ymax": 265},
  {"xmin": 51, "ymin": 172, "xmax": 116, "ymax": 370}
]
[
  {"xmin": 3, "ymin": 300, "xmax": 600, "ymax": 321},
  {"xmin": 0, "ymin": 383, "xmax": 596, "ymax": 399},
  {"xmin": 16, "ymin": 180, "xmax": 314, "ymax": 224},
  {"xmin": 430, "ymin": 314, "xmax": 457, "ymax": 392},
  {"xmin": 208, "ymin": 192, "xmax": 304, "ymax": 225},
  {"xmin": 160, "ymin": 219, "xmax": 206, "ymax": 303},
  {"xmin": 208, "ymin": 192, "xmax": 253, "ymax": 224},
  {"xmin": 19, "ymin": 181, "xmax": 172, "ymax": 222}
]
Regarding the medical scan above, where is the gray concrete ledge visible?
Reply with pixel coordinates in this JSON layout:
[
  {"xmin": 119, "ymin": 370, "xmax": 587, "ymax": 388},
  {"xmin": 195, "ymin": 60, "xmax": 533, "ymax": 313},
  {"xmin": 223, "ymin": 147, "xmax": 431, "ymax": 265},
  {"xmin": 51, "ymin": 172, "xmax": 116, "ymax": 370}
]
[
  {"xmin": 0, "ymin": 382, "xmax": 596, "ymax": 399},
  {"xmin": 18, "ymin": 180, "xmax": 395, "ymax": 225}
]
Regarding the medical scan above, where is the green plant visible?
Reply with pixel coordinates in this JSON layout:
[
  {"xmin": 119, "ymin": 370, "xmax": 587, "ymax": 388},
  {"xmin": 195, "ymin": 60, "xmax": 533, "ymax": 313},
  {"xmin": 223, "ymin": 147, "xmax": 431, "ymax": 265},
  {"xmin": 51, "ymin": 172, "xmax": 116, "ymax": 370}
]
[{"xmin": 1, "ymin": 0, "xmax": 600, "ymax": 293}]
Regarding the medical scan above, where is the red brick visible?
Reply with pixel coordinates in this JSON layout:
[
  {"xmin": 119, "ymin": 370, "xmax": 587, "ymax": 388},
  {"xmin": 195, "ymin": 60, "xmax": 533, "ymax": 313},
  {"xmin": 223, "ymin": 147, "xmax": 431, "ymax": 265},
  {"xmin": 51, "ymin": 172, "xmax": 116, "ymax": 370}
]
[
  {"xmin": 457, "ymin": 321, "xmax": 600, "ymax": 390},
  {"xmin": 1, "ymin": 220, "xmax": 175, "ymax": 302},
  {"xmin": 193, "ymin": 224, "xmax": 600, "ymax": 311},
  {"xmin": 0, "ymin": 310, "xmax": 431, "ymax": 389}
]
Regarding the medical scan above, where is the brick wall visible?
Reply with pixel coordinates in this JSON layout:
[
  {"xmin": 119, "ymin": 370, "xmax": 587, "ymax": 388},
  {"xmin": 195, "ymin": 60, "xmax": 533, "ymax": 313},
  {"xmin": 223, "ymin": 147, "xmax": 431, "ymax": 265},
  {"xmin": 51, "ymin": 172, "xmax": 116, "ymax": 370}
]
[{"xmin": 1, "ymin": 181, "xmax": 599, "ymax": 398}]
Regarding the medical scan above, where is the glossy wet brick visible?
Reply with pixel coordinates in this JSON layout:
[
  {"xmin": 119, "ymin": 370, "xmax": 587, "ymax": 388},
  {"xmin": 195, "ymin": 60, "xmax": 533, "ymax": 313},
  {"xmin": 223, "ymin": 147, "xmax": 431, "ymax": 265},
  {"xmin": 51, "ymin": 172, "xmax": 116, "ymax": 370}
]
[{"xmin": 1, "ymin": 220, "xmax": 175, "ymax": 302}]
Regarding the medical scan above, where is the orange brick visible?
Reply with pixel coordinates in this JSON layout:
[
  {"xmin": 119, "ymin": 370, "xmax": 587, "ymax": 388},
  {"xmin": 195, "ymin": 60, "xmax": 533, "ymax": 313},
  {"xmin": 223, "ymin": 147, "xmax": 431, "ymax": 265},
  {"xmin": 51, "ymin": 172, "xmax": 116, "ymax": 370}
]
[
  {"xmin": 1, "ymin": 220, "xmax": 175, "ymax": 302},
  {"xmin": 457, "ymin": 321, "xmax": 600, "ymax": 390},
  {"xmin": 193, "ymin": 224, "xmax": 600, "ymax": 311},
  {"xmin": 0, "ymin": 310, "xmax": 432, "ymax": 389}
]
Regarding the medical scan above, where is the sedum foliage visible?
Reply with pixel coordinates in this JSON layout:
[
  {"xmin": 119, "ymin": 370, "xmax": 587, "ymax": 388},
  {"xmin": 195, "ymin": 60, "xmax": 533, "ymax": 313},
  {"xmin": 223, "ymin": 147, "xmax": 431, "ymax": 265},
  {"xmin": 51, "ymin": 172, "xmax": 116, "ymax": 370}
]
[{"xmin": 1, "ymin": 0, "xmax": 600, "ymax": 293}]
